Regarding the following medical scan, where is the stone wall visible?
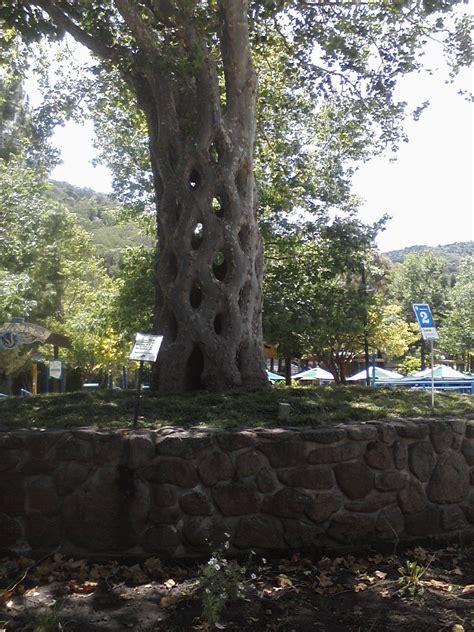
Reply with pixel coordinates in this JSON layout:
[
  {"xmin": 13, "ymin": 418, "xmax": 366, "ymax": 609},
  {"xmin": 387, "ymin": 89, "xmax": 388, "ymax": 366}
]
[{"xmin": 1, "ymin": 419, "xmax": 473, "ymax": 559}]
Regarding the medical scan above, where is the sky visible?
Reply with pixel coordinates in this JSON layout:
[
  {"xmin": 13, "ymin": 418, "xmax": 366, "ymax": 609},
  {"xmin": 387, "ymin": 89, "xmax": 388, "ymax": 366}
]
[{"xmin": 46, "ymin": 36, "xmax": 473, "ymax": 254}]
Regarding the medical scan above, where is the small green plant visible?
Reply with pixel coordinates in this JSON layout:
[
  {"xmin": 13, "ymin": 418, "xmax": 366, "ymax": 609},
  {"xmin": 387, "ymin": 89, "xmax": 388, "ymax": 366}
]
[
  {"xmin": 397, "ymin": 560, "xmax": 426, "ymax": 597},
  {"xmin": 198, "ymin": 537, "xmax": 245, "ymax": 628},
  {"xmin": 33, "ymin": 605, "xmax": 67, "ymax": 632}
]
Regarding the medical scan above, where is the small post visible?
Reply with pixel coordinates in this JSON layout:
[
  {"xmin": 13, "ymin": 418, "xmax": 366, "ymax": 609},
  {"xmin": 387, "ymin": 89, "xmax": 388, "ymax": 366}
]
[
  {"xmin": 430, "ymin": 339, "xmax": 435, "ymax": 410},
  {"xmin": 32, "ymin": 362, "xmax": 38, "ymax": 395},
  {"xmin": 371, "ymin": 354, "xmax": 376, "ymax": 387},
  {"xmin": 53, "ymin": 344, "xmax": 59, "ymax": 393},
  {"xmin": 133, "ymin": 360, "xmax": 144, "ymax": 428},
  {"xmin": 278, "ymin": 402, "xmax": 290, "ymax": 422}
]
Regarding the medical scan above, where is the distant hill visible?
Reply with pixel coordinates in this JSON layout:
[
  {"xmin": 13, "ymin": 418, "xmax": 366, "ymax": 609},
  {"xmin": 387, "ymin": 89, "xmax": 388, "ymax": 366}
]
[
  {"xmin": 384, "ymin": 241, "xmax": 474, "ymax": 274},
  {"xmin": 47, "ymin": 180, "xmax": 153, "ymax": 274}
]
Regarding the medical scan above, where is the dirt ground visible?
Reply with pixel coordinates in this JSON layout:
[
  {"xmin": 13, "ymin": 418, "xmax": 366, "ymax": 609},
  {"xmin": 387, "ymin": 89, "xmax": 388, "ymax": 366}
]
[{"xmin": 1, "ymin": 543, "xmax": 473, "ymax": 632}]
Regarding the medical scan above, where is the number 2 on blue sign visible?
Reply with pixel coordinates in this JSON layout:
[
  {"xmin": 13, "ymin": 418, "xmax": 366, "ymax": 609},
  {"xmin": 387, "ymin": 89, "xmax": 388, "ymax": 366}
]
[{"xmin": 419, "ymin": 310, "xmax": 430, "ymax": 324}]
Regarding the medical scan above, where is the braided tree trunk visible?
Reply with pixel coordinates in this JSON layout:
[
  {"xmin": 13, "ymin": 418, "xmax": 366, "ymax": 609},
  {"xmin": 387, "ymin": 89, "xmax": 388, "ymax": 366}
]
[{"xmin": 135, "ymin": 2, "xmax": 267, "ymax": 392}]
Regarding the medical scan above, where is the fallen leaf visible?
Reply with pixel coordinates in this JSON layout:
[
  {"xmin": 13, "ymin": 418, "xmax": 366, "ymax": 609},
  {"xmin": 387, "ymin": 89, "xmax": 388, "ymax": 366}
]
[
  {"xmin": 353, "ymin": 583, "xmax": 368, "ymax": 593},
  {"xmin": 374, "ymin": 570, "xmax": 387, "ymax": 580},
  {"xmin": 317, "ymin": 573, "xmax": 333, "ymax": 588},
  {"xmin": 422, "ymin": 579, "xmax": 452, "ymax": 592},
  {"xmin": 452, "ymin": 567, "xmax": 463, "ymax": 576},
  {"xmin": 461, "ymin": 584, "xmax": 474, "ymax": 594},
  {"xmin": 69, "ymin": 580, "xmax": 97, "ymax": 594}
]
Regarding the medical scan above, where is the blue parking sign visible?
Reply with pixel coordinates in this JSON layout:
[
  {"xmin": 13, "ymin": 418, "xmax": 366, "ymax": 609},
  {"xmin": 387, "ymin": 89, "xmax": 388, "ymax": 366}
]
[{"xmin": 412, "ymin": 303, "xmax": 438, "ymax": 340}]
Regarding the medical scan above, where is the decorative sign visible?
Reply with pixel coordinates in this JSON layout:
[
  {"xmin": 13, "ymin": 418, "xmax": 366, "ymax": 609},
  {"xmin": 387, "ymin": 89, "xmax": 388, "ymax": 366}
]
[
  {"xmin": 49, "ymin": 360, "xmax": 62, "ymax": 380},
  {"xmin": 412, "ymin": 303, "xmax": 439, "ymax": 341},
  {"xmin": 129, "ymin": 333, "xmax": 163, "ymax": 363},
  {"xmin": 0, "ymin": 331, "xmax": 20, "ymax": 349},
  {"xmin": 0, "ymin": 319, "xmax": 51, "ymax": 345}
]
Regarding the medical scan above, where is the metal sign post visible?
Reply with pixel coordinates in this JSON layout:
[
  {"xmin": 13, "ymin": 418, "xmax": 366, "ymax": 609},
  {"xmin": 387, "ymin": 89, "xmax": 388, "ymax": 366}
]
[
  {"xmin": 129, "ymin": 333, "xmax": 163, "ymax": 428},
  {"xmin": 412, "ymin": 303, "xmax": 439, "ymax": 410}
]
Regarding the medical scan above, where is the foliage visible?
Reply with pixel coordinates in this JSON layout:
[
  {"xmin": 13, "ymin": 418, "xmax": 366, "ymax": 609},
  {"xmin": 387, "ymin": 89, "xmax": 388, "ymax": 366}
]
[
  {"xmin": 438, "ymin": 255, "xmax": 474, "ymax": 370},
  {"xmin": 198, "ymin": 539, "xmax": 245, "ymax": 628},
  {"xmin": 47, "ymin": 180, "xmax": 153, "ymax": 275},
  {"xmin": 33, "ymin": 605, "xmax": 67, "ymax": 632},
  {"xmin": 109, "ymin": 246, "xmax": 155, "ymax": 339},
  {"xmin": 368, "ymin": 303, "xmax": 419, "ymax": 360},
  {"xmin": 396, "ymin": 356, "xmax": 422, "ymax": 376},
  {"xmin": 389, "ymin": 251, "xmax": 451, "ymax": 323},
  {"xmin": 0, "ymin": 28, "xmax": 58, "ymax": 170},
  {"xmin": 397, "ymin": 560, "xmax": 426, "ymax": 598},
  {"xmin": 385, "ymin": 241, "xmax": 474, "ymax": 275},
  {"xmin": 263, "ymin": 217, "xmax": 388, "ymax": 381}
]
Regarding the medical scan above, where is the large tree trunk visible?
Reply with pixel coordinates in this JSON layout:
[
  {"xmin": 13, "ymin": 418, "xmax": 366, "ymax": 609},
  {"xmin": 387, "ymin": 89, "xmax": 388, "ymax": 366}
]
[{"xmin": 133, "ymin": 1, "xmax": 267, "ymax": 392}]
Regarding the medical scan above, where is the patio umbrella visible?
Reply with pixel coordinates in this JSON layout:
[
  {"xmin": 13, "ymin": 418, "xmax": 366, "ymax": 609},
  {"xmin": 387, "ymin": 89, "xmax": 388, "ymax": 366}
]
[
  {"xmin": 408, "ymin": 365, "xmax": 470, "ymax": 380},
  {"xmin": 347, "ymin": 366, "xmax": 404, "ymax": 381},
  {"xmin": 266, "ymin": 370, "xmax": 285, "ymax": 382},
  {"xmin": 293, "ymin": 366, "xmax": 334, "ymax": 381}
]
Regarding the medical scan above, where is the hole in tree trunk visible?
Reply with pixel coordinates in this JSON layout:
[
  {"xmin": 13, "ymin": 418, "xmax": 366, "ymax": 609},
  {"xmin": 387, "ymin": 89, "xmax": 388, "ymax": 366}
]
[
  {"xmin": 213, "ymin": 313, "xmax": 223, "ymax": 335},
  {"xmin": 235, "ymin": 164, "xmax": 248, "ymax": 198},
  {"xmin": 189, "ymin": 169, "xmax": 200, "ymax": 190},
  {"xmin": 235, "ymin": 344, "xmax": 242, "ymax": 373},
  {"xmin": 190, "ymin": 282, "xmax": 202, "ymax": 308},
  {"xmin": 186, "ymin": 345, "xmax": 204, "ymax": 390},
  {"xmin": 212, "ymin": 252, "xmax": 227, "ymax": 281},
  {"xmin": 191, "ymin": 222, "xmax": 204, "ymax": 249},
  {"xmin": 238, "ymin": 224, "xmax": 250, "ymax": 252},
  {"xmin": 212, "ymin": 196, "xmax": 224, "ymax": 218},
  {"xmin": 209, "ymin": 141, "xmax": 220, "ymax": 164}
]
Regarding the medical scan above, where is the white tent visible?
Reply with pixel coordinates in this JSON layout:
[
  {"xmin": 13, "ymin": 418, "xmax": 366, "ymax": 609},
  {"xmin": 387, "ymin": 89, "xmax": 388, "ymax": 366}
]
[
  {"xmin": 408, "ymin": 365, "xmax": 469, "ymax": 380},
  {"xmin": 293, "ymin": 366, "xmax": 335, "ymax": 381},
  {"xmin": 347, "ymin": 366, "xmax": 404, "ymax": 381},
  {"xmin": 266, "ymin": 370, "xmax": 285, "ymax": 382}
]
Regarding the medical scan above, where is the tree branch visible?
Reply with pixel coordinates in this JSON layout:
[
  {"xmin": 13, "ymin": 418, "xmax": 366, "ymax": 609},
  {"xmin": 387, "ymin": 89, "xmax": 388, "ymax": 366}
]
[
  {"xmin": 26, "ymin": 0, "xmax": 124, "ymax": 63},
  {"xmin": 115, "ymin": 0, "xmax": 159, "ymax": 57}
]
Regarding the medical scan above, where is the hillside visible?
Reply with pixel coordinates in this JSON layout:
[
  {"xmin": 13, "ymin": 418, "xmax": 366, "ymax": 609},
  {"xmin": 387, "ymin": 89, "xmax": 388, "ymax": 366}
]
[
  {"xmin": 47, "ymin": 180, "xmax": 153, "ymax": 273},
  {"xmin": 384, "ymin": 241, "xmax": 473, "ymax": 273}
]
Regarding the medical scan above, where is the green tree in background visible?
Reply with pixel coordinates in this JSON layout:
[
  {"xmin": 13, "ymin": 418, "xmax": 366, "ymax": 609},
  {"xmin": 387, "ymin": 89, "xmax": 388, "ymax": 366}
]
[
  {"xmin": 389, "ymin": 251, "xmax": 450, "ymax": 368},
  {"xmin": 439, "ymin": 256, "xmax": 474, "ymax": 371}
]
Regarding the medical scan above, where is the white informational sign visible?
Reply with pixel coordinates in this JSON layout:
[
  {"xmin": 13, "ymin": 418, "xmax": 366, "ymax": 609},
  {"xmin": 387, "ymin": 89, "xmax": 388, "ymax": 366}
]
[
  {"xmin": 129, "ymin": 333, "xmax": 163, "ymax": 362},
  {"xmin": 49, "ymin": 360, "xmax": 62, "ymax": 380},
  {"xmin": 412, "ymin": 303, "xmax": 439, "ymax": 341}
]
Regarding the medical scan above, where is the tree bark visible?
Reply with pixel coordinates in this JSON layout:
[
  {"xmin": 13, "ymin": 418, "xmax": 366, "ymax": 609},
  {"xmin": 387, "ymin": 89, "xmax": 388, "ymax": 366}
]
[{"xmin": 134, "ymin": 1, "xmax": 267, "ymax": 392}]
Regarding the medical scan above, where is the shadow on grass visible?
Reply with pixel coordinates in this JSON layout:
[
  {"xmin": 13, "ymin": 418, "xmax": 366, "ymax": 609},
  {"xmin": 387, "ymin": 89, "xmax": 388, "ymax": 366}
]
[{"xmin": 0, "ymin": 384, "xmax": 472, "ymax": 430}]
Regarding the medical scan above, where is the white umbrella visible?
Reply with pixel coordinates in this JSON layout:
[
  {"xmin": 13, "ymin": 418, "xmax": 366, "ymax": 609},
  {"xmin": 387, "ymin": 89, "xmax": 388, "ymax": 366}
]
[
  {"xmin": 293, "ymin": 366, "xmax": 334, "ymax": 381},
  {"xmin": 408, "ymin": 365, "xmax": 469, "ymax": 380},
  {"xmin": 347, "ymin": 366, "xmax": 404, "ymax": 381}
]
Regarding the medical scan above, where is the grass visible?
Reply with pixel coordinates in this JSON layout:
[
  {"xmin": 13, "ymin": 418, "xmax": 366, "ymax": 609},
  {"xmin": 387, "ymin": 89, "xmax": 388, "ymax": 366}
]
[{"xmin": 0, "ymin": 384, "xmax": 472, "ymax": 430}]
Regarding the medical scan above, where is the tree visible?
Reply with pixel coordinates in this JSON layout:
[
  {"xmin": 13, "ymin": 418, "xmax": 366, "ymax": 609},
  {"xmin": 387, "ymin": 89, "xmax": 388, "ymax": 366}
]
[
  {"xmin": 438, "ymin": 256, "xmax": 474, "ymax": 371},
  {"xmin": 263, "ymin": 217, "xmax": 389, "ymax": 382},
  {"xmin": 389, "ymin": 251, "xmax": 450, "ymax": 367},
  {"xmin": 3, "ymin": 0, "xmax": 471, "ymax": 391}
]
